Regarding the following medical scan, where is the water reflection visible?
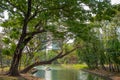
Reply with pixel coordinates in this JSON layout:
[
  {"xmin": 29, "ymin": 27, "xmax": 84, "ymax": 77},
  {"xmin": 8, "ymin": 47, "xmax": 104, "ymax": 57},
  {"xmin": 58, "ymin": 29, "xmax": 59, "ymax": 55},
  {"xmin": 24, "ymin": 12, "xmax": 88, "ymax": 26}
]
[
  {"xmin": 33, "ymin": 66, "xmax": 105, "ymax": 80},
  {"xmin": 45, "ymin": 70, "xmax": 52, "ymax": 80},
  {"xmin": 51, "ymin": 69, "xmax": 78, "ymax": 80},
  {"xmin": 78, "ymin": 71, "xmax": 104, "ymax": 80}
]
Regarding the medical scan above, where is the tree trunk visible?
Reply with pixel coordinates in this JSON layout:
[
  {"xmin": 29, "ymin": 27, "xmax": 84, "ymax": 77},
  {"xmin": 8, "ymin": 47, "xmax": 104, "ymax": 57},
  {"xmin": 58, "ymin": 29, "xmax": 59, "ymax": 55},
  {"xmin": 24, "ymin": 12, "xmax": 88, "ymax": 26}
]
[
  {"xmin": 7, "ymin": 48, "xmax": 23, "ymax": 76},
  {"xmin": 0, "ymin": 53, "xmax": 3, "ymax": 72}
]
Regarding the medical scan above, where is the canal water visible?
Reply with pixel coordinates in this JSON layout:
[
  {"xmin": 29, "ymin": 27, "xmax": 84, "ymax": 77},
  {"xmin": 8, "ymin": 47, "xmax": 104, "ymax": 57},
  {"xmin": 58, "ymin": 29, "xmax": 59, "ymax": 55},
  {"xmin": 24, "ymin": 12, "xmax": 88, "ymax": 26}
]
[{"xmin": 33, "ymin": 65, "xmax": 107, "ymax": 80}]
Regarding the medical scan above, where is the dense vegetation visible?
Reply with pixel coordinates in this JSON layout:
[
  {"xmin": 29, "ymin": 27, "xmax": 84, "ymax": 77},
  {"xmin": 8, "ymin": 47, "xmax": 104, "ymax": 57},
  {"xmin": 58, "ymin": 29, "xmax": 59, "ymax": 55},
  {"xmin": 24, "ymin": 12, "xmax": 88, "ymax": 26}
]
[
  {"xmin": 77, "ymin": 4, "xmax": 120, "ymax": 72},
  {"xmin": 0, "ymin": 0, "xmax": 119, "ymax": 76}
]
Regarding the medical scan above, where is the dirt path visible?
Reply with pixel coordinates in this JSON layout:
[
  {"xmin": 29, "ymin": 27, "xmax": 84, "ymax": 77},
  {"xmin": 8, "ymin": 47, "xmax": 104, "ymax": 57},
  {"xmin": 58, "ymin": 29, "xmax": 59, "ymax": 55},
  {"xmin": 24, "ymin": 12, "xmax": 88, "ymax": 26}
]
[{"xmin": 0, "ymin": 72, "xmax": 44, "ymax": 80}]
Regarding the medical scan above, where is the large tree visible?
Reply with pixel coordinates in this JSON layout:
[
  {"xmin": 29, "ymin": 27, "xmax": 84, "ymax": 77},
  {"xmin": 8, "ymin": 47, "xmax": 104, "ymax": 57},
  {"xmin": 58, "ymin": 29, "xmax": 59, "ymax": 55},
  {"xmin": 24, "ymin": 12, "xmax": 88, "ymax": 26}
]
[{"xmin": 0, "ymin": 0, "xmax": 111, "ymax": 76}]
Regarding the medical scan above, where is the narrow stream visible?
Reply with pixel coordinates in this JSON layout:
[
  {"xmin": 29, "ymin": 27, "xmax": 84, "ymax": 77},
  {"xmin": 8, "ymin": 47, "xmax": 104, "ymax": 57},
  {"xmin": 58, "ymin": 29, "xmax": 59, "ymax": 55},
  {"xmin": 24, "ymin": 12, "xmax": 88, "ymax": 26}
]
[{"xmin": 33, "ymin": 65, "xmax": 107, "ymax": 80}]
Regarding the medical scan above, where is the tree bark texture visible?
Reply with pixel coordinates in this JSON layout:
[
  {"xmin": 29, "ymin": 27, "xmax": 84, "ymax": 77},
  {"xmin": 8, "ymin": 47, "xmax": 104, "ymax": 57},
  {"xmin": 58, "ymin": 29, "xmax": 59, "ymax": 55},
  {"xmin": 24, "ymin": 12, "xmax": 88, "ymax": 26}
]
[{"xmin": 7, "ymin": 48, "xmax": 23, "ymax": 76}]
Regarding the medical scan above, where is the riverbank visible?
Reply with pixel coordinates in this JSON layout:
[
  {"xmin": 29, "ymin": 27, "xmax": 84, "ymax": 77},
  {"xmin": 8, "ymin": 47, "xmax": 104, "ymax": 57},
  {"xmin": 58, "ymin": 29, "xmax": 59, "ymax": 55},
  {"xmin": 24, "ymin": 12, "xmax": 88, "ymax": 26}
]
[
  {"xmin": 83, "ymin": 69, "xmax": 120, "ymax": 80},
  {"xmin": 0, "ymin": 73, "xmax": 44, "ymax": 80},
  {"xmin": 0, "ymin": 64, "xmax": 120, "ymax": 80}
]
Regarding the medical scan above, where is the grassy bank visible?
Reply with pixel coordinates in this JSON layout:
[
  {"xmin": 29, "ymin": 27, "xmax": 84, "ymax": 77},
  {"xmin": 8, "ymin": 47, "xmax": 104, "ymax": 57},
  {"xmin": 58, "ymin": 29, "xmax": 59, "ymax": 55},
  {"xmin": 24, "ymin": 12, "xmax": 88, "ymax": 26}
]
[
  {"xmin": 0, "ymin": 73, "xmax": 44, "ymax": 80},
  {"xmin": 0, "ymin": 67, "xmax": 43, "ymax": 80},
  {"xmin": 61, "ymin": 64, "xmax": 87, "ymax": 69}
]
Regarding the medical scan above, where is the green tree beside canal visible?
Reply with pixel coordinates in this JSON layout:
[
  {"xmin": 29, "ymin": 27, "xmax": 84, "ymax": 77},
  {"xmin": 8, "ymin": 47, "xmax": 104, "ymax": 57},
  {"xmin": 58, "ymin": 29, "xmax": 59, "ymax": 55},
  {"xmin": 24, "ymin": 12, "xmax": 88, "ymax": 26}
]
[{"xmin": 0, "ymin": 0, "xmax": 119, "ymax": 76}]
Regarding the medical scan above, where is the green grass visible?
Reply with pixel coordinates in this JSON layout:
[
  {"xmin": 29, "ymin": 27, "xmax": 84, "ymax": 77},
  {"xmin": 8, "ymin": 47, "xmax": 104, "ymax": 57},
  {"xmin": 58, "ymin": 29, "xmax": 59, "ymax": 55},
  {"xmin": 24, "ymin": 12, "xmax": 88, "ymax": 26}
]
[
  {"xmin": 72, "ymin": 64, "xmax": 88, "ymax": 69},
  {"xmin": 0, "ymin": 66, "xmax": 25, "ymax": 72},
  {"xmin": 61, "ymin": 64, "xmax": 88, "ymax": 69},
  {"xmin": 0, "ymin": 67, "xmax": 9, "ymax": 71}
]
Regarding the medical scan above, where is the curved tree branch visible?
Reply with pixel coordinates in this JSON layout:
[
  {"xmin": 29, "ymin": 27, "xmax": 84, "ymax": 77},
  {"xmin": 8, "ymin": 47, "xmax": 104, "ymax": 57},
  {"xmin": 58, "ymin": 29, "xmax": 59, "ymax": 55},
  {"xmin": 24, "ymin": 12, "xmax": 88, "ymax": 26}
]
[{"xmin": 20, "ymin": 46, "xmax": 80, "ymax": 73}]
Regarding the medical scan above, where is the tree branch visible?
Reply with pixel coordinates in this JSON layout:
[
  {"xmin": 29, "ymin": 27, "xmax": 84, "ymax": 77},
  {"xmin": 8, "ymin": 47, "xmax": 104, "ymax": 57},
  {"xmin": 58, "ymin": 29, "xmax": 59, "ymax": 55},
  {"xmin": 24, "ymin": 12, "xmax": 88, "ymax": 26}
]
[
  {"xmin": 27, "ymin": 0, "xmax": 32, "ymax": 18},
  {"xmin": 34, "ymin": 20, "xmax": 42, "ymax": 29},
  {"xmin": 20, "ymin": 46, "xmax": 80, "ymax": 73},
  {"xmin": 23, "ymin": 30, "xmax": 46, "ymax": 48},
  {"xmin": 26, "ymin": 29, "xmax": 46, "ymax": 36},
  {"xmin": 7, "ymin": 0, "xmax": 25, "ymax": 15},
  {"xmin": 59, "ymin": 46, "xmax": 80, "ymax": 58},
  {"xmin": 22, "ymin": 0, "xmax": 32, "ymax": 34},
  {"xmin": 28, "ymin": 4, "xmax": 67, "ymax": 21},
  {"xmin": 28, "ymin": 5, "xmax": 39, "ymax": 21},
  {"xmin": 42, "ymin": 4, "xmax": 67, "ymax": 12}
]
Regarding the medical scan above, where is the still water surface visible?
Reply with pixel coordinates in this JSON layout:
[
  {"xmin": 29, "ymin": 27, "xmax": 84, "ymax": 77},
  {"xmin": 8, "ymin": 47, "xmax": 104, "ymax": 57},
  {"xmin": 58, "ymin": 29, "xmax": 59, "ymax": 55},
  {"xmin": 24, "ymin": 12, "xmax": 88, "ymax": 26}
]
[{"xmin": 33, "ymin": 65, "xmax": 106, "ymax": 80}]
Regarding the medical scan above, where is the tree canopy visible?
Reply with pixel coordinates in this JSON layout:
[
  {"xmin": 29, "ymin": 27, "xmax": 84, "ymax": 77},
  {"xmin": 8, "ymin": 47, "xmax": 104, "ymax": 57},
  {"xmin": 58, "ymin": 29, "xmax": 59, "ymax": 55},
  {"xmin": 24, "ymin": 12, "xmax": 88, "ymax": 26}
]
[{"xmin": 0, "ymin": 0, "xmax": 118, "ymax": 76}]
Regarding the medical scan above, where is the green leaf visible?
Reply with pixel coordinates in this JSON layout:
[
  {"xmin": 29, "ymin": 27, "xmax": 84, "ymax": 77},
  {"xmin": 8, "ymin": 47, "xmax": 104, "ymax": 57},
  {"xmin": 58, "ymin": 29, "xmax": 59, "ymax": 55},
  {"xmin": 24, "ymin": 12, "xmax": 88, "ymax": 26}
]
[
  {"xmin": 2, "ymin": 37, "xmax": 11, "ymax": 44},
  {"xmin": 2, "ymin": 49, "xmax": 11, "ymax": 56}
]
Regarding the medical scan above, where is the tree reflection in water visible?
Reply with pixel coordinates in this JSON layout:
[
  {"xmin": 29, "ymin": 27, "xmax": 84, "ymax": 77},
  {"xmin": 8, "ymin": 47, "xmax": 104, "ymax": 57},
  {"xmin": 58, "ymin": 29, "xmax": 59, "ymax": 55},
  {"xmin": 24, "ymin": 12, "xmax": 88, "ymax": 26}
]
[{"xmin": 33, "ymin": 66, "xmax": 105, "ymax": 80}]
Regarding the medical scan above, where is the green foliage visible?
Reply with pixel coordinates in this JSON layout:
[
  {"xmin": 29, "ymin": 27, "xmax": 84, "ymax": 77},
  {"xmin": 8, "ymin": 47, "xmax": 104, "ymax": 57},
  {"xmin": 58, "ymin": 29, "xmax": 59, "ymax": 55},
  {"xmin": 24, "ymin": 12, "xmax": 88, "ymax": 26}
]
[
  {"xmin": 76, "ymin": 4, "xmax": 120, "ymax": 71},
  {"xmin": 2, "ymin": 37, "xmax": 11, "ymax": 44},
  {"xmin": 2, "ymin": 49, "xmax": 11, "ymax": 56},
  {"xmin": 47, "ymin": 50, "xmax": 57, "ymax": 60},
  {"xmin": 0, "ymin": 0, "xmax": 119, "ymax": 73},
  {"xmin": 2, "ymin": 42, "xmax": 16, "ymax": 56}
]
